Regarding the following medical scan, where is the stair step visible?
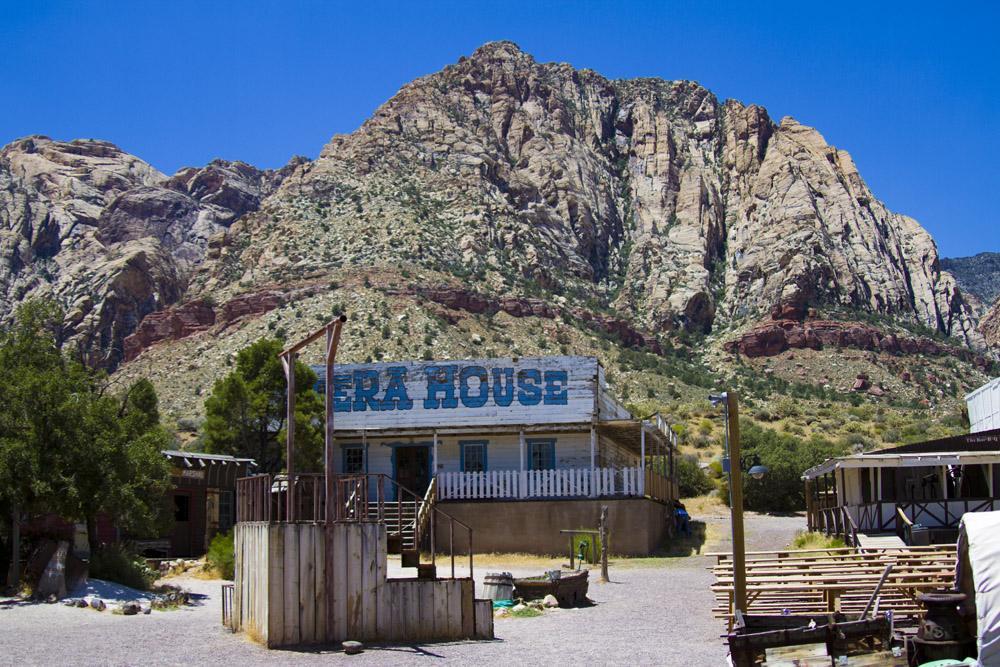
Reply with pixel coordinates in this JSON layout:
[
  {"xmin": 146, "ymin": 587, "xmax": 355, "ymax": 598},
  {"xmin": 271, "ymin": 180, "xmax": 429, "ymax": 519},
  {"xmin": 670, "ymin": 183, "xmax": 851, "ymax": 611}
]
[
  {"xmin": 401, "ymin": 550, "xmax": 420, "ymax": 568},
  {"xmin": 416, "ymin": 563, "xmax": 436, "ymax": 580}
]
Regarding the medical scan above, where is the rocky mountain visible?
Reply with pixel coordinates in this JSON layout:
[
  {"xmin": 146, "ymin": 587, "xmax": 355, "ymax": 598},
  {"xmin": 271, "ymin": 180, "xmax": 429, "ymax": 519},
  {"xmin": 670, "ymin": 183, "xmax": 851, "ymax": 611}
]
[
  {"xmin": 941, "ymin": 252, "xmax": 1000, "ymax": 305},
  {"xmin": 0, "ymin": 135, "xmax": 304, "ymax": 365},
  {"xmin": 1, "ymin": 41, "xmax": 995, "ymax": 420}
]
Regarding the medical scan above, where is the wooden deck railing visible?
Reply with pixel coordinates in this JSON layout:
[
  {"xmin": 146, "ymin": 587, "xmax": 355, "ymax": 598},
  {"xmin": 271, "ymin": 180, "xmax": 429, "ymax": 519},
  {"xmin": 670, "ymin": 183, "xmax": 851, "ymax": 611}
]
[
  {"xmin": 437, "ymin": 465, "xmax": 653, "ymax": 501},
  {"xmin": 236, "ymin": 472, "xmax": 474, "ymax": 580}
]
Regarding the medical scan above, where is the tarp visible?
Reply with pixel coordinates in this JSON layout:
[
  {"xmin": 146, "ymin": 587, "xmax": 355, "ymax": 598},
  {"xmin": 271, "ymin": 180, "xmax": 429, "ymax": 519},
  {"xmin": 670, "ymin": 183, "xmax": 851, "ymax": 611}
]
[{"xmin": 957, "ymin": 511, "xmax": 1000, "ymax": 666}]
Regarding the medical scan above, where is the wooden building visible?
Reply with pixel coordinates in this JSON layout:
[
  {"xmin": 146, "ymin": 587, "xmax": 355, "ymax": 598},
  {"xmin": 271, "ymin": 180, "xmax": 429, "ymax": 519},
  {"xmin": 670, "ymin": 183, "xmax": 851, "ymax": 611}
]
[
  {"xmin": 160, "ymin": 450, "xmax": 255, "ymax": 557},
  {"xmin": 314, "ymin": 355, "xmax": 680, "ymax": 555},
  {"xmin": 802, "ymin": 429, "xmax": 1000, "ymax": 547}
]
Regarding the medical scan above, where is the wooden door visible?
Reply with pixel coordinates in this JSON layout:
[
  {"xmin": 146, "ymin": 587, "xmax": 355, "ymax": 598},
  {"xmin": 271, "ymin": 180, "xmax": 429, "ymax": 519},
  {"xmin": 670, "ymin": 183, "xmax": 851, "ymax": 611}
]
[
  {"xmin": 172, "ymin": 490, "xmax": 193, "ymax": 556},
  {"xmin": 395, "ymin": 446, "xmax": 430, "ymax": 497}
]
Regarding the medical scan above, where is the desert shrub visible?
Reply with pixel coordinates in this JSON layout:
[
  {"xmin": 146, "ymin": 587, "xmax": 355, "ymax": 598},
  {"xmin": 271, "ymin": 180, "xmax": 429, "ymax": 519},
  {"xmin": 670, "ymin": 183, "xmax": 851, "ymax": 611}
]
[
  {"xmin": 677, "ymin": 455, "xmax": 715, "ymax": 498},
  {"xmin": 89, "ymin": 542, "xmax": 157, "ymax": 591},
  {"xmin": 698, "ymin": 418, "xmax": 713, "ymax": 435},
  {"xmin": 207, "ymin": 529, "xmax": 235, "ymax": 580},
  {"xmin": 792, "ymin": 530, "xmax": 845, "ymax": 550}
]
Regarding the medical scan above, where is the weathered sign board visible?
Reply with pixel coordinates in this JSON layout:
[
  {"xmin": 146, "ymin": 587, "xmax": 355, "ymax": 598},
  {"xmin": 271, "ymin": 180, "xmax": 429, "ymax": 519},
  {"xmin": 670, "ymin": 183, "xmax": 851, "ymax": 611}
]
[{"xmin": 313, "ymin": 356, "xmax": 600, "ymax": 430}]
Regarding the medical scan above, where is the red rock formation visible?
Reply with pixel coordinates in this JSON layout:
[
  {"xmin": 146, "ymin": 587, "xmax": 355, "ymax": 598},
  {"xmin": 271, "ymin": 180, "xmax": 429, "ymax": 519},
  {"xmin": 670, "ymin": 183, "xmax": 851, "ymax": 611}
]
[
  {"xmin": 123, "ymin": 300, "xmax": 216, "ymax": 361},
  {"xmin": 725, "ymin": 317, "xmax": 993, "ymax": 370}
]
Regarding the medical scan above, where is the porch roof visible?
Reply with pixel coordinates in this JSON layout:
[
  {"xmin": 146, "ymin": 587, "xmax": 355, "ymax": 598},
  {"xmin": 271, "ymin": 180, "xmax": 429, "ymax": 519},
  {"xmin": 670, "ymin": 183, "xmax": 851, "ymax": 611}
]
[
  {"xmin": 802, "ymin": 450, "xmax": 1000, "ymax": 480},
  {"xmin": 595, "ymin": 419, "xmax": 674, "ymax": 455}
]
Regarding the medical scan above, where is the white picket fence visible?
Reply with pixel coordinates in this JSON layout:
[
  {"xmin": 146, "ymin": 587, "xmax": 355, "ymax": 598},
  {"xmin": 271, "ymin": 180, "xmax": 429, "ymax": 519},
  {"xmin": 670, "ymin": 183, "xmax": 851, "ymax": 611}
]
[{"xmin": 437, "ymin": 466, "xmax": 645, "ymax": 500}]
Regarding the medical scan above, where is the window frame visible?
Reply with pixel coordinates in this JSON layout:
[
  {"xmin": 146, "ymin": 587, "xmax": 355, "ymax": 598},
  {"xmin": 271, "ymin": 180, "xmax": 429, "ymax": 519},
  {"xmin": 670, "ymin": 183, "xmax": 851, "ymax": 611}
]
[
  {"xmin": 527, "ymin": 438, "xmax": 556, "ymax": 471},
  {"xmin": 460, "ymin": 440, "xmax": 488, "ymax": 473}
]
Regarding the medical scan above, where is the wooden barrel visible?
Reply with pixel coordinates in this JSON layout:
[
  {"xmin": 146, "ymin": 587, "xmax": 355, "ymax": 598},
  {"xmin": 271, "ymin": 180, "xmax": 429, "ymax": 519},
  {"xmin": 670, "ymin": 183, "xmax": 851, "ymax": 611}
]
[{"xmin": 483, "ymin": 572, "xmax": 514, "ymax": 601}]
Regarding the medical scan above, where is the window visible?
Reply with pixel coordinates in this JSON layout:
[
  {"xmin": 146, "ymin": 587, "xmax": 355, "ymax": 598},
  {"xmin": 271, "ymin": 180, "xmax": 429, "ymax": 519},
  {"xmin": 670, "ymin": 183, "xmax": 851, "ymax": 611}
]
[
  {"xmin": 528, "ymin": 439, "xmax": 555, "ymax": 470},
  {"xmin": 344, "ymin": 446, "xmax": 364, "ymax": 474},
  {"xmin": 461, "ymin": 441, "xmax": 487, "ymax": 473},
  {"xmin": 218, "ymin": 491, "xmax": 234, "ymax": 533}
]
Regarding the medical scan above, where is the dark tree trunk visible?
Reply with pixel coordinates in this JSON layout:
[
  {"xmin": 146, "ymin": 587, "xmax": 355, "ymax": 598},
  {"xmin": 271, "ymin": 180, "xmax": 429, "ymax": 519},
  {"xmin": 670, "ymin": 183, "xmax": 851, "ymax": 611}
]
[{"xmin": 86, "ymin": 514, "xmax": 100, "ymax": 558}]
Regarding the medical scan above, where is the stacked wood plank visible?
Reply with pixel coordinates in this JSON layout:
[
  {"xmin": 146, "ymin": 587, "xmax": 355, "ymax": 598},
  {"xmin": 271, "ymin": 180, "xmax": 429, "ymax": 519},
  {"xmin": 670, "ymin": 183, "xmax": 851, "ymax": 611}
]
[{"xmin": 710, "ymin": 545, "xmax": 956, "ymax": 624}]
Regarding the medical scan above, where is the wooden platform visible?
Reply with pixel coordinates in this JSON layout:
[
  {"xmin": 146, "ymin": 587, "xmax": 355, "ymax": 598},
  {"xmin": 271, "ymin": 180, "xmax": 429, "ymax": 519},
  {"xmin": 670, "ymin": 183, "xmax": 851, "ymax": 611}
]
[
  {"xmin": 234, "ymin": 522, "xmax": 492, "ymax": 647},
  {"xmin": 710, "ymin": 545, "xmax": 956, "ymax": 623}
]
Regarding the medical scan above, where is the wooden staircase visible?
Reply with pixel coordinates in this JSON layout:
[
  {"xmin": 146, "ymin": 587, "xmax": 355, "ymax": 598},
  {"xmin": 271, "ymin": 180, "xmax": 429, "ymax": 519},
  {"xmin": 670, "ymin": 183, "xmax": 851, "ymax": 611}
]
[{"xmin": 376, "ymin": 478, "xmax": 438, "ymax": 580}]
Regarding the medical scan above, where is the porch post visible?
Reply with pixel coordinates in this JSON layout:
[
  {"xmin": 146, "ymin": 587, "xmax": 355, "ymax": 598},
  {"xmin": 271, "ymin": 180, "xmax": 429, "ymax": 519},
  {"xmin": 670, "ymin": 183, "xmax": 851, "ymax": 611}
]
[
  {"xmin": 805, "ymin": 478, "xmax": 813, "ymax": 532},
  {"xmin": 362, "ymin": 431, "xmax": 368, "ymax": 472},
  {"xmin": 519, "ymin": 430, "xmax": 526, "ymax": 500},
  {"xmin": 640, "ymin": 427, "xmax": 646, "ymax": 469},
  {"xmin": 941, "ymin": 466, "xmax": 948, "ymax": 500},
  {"xmin": 433, "ymin": 431, "xmax": 438, "ymax": 479},
  {"xmin": 590, "ymin": 426, "xmax": 597, "ymax": 498}
]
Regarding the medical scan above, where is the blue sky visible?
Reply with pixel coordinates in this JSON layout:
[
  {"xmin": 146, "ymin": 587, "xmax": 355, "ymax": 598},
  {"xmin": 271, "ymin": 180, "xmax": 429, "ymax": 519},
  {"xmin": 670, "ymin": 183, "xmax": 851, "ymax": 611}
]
[{"xmin": 2, "ymin": 1, "xmax": 997, "ymax": 258}]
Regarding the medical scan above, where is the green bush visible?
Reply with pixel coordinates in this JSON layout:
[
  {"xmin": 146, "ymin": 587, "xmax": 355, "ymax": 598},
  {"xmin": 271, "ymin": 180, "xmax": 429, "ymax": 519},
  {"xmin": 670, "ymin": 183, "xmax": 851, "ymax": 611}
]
[
  {"xmin": 677, "ymin": 455, "xmax": 715, "ymax": 497},
  {"xmin": 207, "ymin": 529, "xmax": 235, "ymax": 580},
  {"xmin": 89, "ymin": 542, "xmax": 157, "ymax": 591}
]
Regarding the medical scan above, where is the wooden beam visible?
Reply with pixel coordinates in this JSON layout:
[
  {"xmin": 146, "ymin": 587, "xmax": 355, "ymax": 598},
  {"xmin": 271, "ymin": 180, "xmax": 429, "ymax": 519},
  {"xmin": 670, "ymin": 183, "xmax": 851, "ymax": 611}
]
[
  {"xmin": 727, "ymin": 392, "xmax": 747, "ymax": 616},
  {"xmin": 280, "ymin": 315, "xmax": 348, "ymax": 360},
  {"xmin": 282, "ymin": 353, "xmax": 296, "ymax": 521}
]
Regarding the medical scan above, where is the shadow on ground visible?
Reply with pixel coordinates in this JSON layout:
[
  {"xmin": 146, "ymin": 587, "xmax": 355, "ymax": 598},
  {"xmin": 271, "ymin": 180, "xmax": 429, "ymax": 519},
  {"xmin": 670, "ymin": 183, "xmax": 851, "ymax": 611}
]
[{"xmin": 655, "ymin": 520, "xmax": 709, "ymax": 557}]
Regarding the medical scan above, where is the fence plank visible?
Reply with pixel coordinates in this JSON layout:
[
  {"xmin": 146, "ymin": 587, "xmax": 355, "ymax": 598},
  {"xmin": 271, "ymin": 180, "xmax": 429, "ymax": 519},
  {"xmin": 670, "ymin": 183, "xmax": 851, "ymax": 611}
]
[
  {"xmin": 299, "ymin": 526, "xmax": 315, "ymax": 644},
  {"xmin": 283, "ymin": 524, "xmax": 300, "ymax": 646}
]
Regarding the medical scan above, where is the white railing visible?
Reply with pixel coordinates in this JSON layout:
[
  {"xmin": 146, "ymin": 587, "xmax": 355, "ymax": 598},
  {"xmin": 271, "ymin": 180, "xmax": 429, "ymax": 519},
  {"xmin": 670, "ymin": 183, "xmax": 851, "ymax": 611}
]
[{"xmin": 437, "ymin": 466, "xmax": 645, "ymax": 501}]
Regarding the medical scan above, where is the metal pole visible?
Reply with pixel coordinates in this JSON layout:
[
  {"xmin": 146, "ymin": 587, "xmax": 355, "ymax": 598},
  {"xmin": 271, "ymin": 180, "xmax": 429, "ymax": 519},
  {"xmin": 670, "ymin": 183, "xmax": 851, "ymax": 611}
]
[{"xmin": 727, "ymin": 392, "xmax": 747, "ymax": 616}]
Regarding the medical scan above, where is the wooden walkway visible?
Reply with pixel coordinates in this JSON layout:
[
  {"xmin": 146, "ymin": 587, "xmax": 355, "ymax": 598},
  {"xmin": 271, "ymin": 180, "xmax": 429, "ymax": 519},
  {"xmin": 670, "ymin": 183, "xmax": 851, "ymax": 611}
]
[
  {"xmin": 855, "ymin": 532, "xmax": 906, "ymax": 550},
  {"xmin": 709, "ymin": 545, "xmax": 956, "ymax": 624}
]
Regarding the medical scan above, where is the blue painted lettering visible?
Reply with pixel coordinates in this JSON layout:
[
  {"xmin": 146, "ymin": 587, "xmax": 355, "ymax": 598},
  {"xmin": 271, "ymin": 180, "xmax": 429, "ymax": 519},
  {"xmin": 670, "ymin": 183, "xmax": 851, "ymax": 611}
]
[
  {"xmin": 517, "ymin": 369, "xmax": 542, "ymax": 406},
  {"xmin": 424, "ymin": 366, "xmax": 458, "ymax": 409},
  {"xmin": 352, "ymin": 370, "xmax": 380, "ymax": 411},
  {"xmin": 333, "ymin": 374, "xmax": 352, "ymax": 412},
  {"xmin": 544, "ymin": 370, "xmax": 568, "ymax": 404},
  {"xmin": 380, "ymin": 366, "xmax": 413, "ymax": 411},
  {"xmin": 492, "ymin": 368, "xmax": 514, "ymax": 407},
  {"xmin": 459, "ymin": 366, "xmax": 489, "ymax": 408}
]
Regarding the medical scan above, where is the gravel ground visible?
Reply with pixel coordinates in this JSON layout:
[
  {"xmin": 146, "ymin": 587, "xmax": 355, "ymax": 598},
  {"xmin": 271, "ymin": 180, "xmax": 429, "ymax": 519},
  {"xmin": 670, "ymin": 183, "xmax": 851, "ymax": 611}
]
[{"xmin": 0, "ymin": 511, "xmax": 805, "ymax": 666}]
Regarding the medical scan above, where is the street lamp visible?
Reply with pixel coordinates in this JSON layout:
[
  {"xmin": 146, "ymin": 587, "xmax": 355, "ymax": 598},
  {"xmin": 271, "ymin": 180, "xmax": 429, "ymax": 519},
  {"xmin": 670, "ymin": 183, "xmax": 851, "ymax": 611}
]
[{"xmin": 709, "ymin": 391, "xmax": 767, "ymax": 618}]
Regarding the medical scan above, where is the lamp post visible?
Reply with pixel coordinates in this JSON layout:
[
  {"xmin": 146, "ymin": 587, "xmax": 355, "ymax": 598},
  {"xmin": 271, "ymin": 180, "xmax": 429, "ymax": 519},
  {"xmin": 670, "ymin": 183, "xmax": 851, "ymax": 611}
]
[{"xmin": 709, "ymin": 391, "xmax": 767, "ymax": 617}]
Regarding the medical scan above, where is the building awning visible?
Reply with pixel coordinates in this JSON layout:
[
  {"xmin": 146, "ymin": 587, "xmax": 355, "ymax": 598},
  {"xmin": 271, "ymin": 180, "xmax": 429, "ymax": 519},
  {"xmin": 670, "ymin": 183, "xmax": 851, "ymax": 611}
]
[{"xmin": 802, "ymin": 451, "xmax": 1000, "ymax": 480}]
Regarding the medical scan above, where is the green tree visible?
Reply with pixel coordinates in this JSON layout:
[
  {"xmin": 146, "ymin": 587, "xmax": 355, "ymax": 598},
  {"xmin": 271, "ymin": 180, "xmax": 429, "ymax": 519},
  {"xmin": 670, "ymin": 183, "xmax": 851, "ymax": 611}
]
[
  {"xmin": 677, "ymin": 455, "xmax": 715, "ymax": 498},
  {"xmin": 62, "ymin": 379, "xmax": 173, "ymax": 555},
  {"xmin": 720, "ymin": 422, "xmax": 847, "ymax": 512},
  {"xmin": 203, "ymin": 339, "xmax": 324, "ymax": 473},
  {"xmin": 1, "ymin": 301, "xmax": 172, "ymax": 579}
]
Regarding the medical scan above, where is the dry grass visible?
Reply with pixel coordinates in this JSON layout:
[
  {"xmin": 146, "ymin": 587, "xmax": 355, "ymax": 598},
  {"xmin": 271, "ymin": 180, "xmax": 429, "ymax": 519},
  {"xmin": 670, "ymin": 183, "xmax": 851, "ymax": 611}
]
[
  {"xmin": 684, "ymin": 493, "xmax": 730, "ymax": 517},
  {"xmin": 463, "ymin": 552, "xmax": 566, "ymax": 570}
]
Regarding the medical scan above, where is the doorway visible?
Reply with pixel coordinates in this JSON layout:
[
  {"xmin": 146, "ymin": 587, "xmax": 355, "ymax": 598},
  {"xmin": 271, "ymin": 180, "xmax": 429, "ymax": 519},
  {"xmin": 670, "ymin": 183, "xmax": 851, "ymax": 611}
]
[
  {"xmin": 172, "ymin": 490, "xmax": 193, "ymax": 556},
  {"xmin": 394, "ymin": 446, "xmax": 430, "ymax": 497}
]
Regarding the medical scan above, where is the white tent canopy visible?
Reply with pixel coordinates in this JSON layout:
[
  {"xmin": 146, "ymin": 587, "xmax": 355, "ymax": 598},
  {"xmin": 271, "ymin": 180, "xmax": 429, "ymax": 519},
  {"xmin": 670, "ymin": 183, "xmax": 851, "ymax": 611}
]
[{"xmin": 957, "ymin": 510, "xmax": 1000, "ymax": 666}]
